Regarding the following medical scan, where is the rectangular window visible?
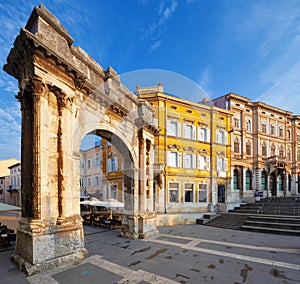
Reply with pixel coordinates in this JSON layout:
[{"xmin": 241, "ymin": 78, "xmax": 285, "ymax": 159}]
[
  {"xmin": 110, "ymin": 184, "xmax": 118, "ymax": 199},
  {"xmin": 198, "ymin": 127, "xmax": 210, "ymax": 142},
  {"xmin": 107, "ymin": 157, "xmax": 118, "ymax": 172},
  {"xmin": 198, "ymin": 184, "xmax": 207, "ymax": 202},
  {"xmin": 183, "ymin": 153, "xmax": 196, "ymax": 168},
  {"xmin": 167, "ymin": 121, "xmax": 180, "ymax": 137},
  {"xmin": 198, "ymin": 155, "xmax": 210, "ymax": 170},
  {"xmin": 169, "ymin": 182, "xmax": 179, "ymax": 202},
  {"xmin": 216, "ymin": 130, "xmax": 227, "ymax": 144},
  {"xmin": 184, "ymin": 183, "xmax": 194, "ymax": 202},
  {"xmin": 167, "ymin": 152, "xmax": 179, "ymax": 167},
  {"xmin": 183, "ymin": 124, "xmax": 193, "ymax": 139},
  {"xmin": 217, "ymin": 157, "xmax": 228, "ymax": 171}
]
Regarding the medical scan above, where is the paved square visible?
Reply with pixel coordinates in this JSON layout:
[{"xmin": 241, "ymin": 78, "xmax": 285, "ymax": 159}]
[{"xmin": 52, "ymin": 263, "xmax": 122, "ymax": 284}]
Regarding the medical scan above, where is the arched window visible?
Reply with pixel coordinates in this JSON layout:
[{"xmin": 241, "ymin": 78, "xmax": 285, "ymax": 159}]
[
  {"xmin": 270, "ymin": 124, "xmax": 275, "ymax": 135},
  {"xmin": 277, "ymin": 174, "xmax": 283, "ymax": 191},
  {"xmin": 271, "ymin": 144, "xmax": 276, "ymax": 156},
  {"xmin": 261, "ymin": 171, "xmax": 267, "ymax": 190},
  {"xmin": 262, "ymin": 142, "xmax": 267, "ymax": 157},
  {"xmin": 233, "ymin": 169, "xmax": 239, "ymax": 190},
  {"xmin": 279, "ymin": 146, "xmax": 284, "ymax": 157},
  {"xmin": 234, "ymin": 138, "xmax": 240, "ymax": 153},
  {"xmin": 246, "ymin": 141, "xmax": 251, "ymax": 155},
  {"xmin": 246, "ymin": 170, "xmax": 252, "ymax": 190}
]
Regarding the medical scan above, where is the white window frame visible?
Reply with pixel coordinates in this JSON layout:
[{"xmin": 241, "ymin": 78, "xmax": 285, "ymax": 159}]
[
  {"xmin": 183, "ymin": 153, "xmax": 196, "ymax": 169},
  {"xmin": 184, "ymin": 183, "xmax": 194, "ymax": 202},
  {"xmin": 167, "ymin": 151, "xmax": 182, "ymax": 167},
  {"xmin": 167, "ymin": 120, "xmax": 180, "ymax": 137},
  {"xmin": 216, "ymin": 130, "xmax": 227, "ymax": 144},
  {"xmin": 169, "ymin": 182, "xmax": 179, "ymax": 202},
  {"xmin": 107, "ymin": 157, "xmax": 118, "ymax": 172},
  {"xmin": 183, "ymin": 124, "xmax": 196, "ymax": 140},
  {"xmin": 197, "ymin": 155, "xmax": 210, "ymax": 170},
  {"xmin": 198, "ymin": 184, "xmax": 208, "ymax": 202},
  {"xmin": 110, "ymin": 184, "xmax": 118, "ymax": 200},
  {"xmin": 216, "ymin": 157, "xmax": 228, "ymax": 171},
  {"xmin": 198, "ymin": 127, "xmax": 210, "ymax": 142}
]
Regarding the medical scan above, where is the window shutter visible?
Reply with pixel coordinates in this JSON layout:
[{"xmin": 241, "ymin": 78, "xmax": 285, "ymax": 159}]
[
  {"xmin": 178, "ymin": 152, "xmax": 182, "ymax": 167},
  {"xmin": 192, "ymin": 154, "xmax": 197, "ymax": 168},
  {"xmin": 183, "ymin": 124, "xmax": 187, "ymax": 138},
  {"xmin": 206, "ymin": 156, "xmax": 210, "ymax": 170},
  {"xmin": 166, "ymin": 120, "xmax": 171, "ymax": 135},
  {"xmin": 183, "ymin": 153, "xmax": 187, "ymax": 168},
  {"xmin": 197, "ymin": 155, "xmax": 202, "ymax": 169},
  {"xmin": 107, "ymin": 159, "xmax": 111, "ymax": 172},
  {"xmin": 216, "ymin": 157, "xmax": 220, "ymax": 170},
  {"xmin": 193, "ymin": 125, "xmax": 196, "ymax": 140},
  {"xmin": 177, "ymin": 122, "xmax": 181, "ymax": 137},
  {"xmin": 167, "ymin": 151, "xmax": 171, "ymax": 166},
  {"xmin": 224, "ymin": 131, "xmax": 228, "ymax": 145},
  {"xmin": 115, "ymin": 157, "xmax": 118, "ymax": 171},
  {"xmin": 206, "ymin": 128, "xmax": 210, "ymax": 142},
  {"xmin": 198, "ymin": 127, "xmax": 201, "ymax": 141},
  {"xmin": 216, "ymin": 130, "xmax": 219, "ymax": 143},
  {"xmin": 224, "ymin": 158, "xmax": 228, "ymax": 171}
]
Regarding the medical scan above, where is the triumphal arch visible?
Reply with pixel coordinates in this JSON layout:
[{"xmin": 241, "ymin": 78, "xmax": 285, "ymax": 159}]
[{"xmin": 4, "ymin": 4, "xmax": 158, "ymax": 274}]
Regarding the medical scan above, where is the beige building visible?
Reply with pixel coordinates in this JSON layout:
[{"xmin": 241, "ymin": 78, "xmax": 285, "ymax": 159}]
[
  {"xmin": 80, "ymin": 140, "xmax": 124, "ymax": 202},
  {"xmin": 7, "ymin": 162, "xmax": 21, "ymax": 206},
  {"xmin": 0, "ymin": 158, "xmax": 20, "ymax": 204},
  {"xmin": 213, "ymin": 93, "xmax": 300, "ymax": 200}
]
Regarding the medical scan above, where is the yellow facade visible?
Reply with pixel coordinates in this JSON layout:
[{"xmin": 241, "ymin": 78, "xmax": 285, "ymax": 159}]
[{"xmin": 137, "ymin": 84, "xmax": 233, "ymax": 213}]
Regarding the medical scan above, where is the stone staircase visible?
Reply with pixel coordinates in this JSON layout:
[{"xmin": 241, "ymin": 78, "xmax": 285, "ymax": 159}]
[{"xmin": 202, "ymin": 197, "xmax": 300, "ymax": 235}]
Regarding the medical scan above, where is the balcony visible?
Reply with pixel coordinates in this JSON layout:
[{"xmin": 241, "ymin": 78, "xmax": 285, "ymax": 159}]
[{"xmin": 7, "ymin": 185, "xmax": 20, "ymax": 191}]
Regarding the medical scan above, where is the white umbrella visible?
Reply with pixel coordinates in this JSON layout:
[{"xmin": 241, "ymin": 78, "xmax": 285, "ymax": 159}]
[
  {"xmin": 0, "ymin": 202, "xmax": 21, "ymax": 211},
  {"xmin": 97, "ymin": 199, "xmax": 124, "ymax": 208}
]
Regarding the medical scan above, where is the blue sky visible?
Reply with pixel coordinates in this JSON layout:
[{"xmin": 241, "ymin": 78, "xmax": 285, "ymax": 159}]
[{"xmin": 1, "ymin": 0, "xmax": 300, "ymax": 159}]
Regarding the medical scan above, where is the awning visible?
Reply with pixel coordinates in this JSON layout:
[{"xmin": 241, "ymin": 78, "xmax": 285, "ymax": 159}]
[{"xmin": 0, "ymin": 202, "xmax": 21, "ymax": 211}]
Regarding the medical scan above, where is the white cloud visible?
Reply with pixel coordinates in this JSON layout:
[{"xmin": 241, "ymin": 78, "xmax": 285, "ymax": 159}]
[
  {"xmin": 197, "ymin": 66, "xmax": 214, "ymax": 99},
  {"xmin": 225, "ymin": 0, "xmax": 300, "ymax": 113},
  {"xmin": 143, "ymin": 0, "xmax": 178, "ymax": 52}
]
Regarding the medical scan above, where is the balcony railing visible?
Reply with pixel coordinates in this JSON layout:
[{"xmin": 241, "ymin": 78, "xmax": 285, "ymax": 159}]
[{"xmin": 7, "ymin": 185, "xmax": 21, "ymax": 191}]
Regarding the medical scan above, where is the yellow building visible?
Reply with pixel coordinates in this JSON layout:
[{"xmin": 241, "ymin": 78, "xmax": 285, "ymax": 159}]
[{"xmin": 137, "ymin": 84, "xmax": 233, "ymax": 213}]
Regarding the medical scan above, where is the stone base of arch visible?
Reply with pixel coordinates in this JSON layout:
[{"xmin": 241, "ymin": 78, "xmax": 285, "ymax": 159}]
[
  {"xmin": 11, "ymin": 217, "xmax": 87, "ymax": 275},
  {"xmin": 121, "ymin": 213, "xmax": 159, "ymax": 239}
]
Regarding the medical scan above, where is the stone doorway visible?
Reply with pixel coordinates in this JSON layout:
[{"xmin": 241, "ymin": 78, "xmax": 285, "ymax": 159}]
[{"xmin": 4, "ymin": 4, "xmax": 158, "ymax": 275}]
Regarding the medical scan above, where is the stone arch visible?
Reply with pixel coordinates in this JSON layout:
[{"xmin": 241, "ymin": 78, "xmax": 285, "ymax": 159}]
[{"xmin": 3, "ymin": 4, "xmax": 158, "ymax": 275}]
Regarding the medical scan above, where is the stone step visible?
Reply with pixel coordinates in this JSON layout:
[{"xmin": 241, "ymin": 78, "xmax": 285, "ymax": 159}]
[
  {"xmin": 244, "ymin": 220, "xmax": 300, "ymax": 230},
  {"xmin": 248, "ymin": 215, "xmax": 300, "ymax": 223},
  {"xmin": 241, "ymin": 225, "xmax": 300, "ymax": 236}
]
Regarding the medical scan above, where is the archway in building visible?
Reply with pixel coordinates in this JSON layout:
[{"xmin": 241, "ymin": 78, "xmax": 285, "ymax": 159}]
[
  {"xmin": 261, "ymin": 171, "xmax": 267, "ymax": 191},
  {"xmin": 3, "ymin": 4, "xmax": 158, "ymax": 274},
  {"xmin": 245, "ymin": 169, "xmax": 252, "ymax": 191}
]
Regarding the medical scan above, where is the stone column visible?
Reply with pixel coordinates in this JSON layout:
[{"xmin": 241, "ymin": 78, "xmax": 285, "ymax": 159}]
[
  {"xmin": 54, "ymin": 89, "xmax": 76, "ymax": 219},
  {"xmin": 12, "ymin": 82, "xmax": 86, "ymax": 275}
]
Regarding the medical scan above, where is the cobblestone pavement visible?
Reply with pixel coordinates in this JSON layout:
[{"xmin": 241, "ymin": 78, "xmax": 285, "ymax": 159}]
[{"xmin": 1, "ymin": 224, "xmax": 300, "ymax": 283}]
